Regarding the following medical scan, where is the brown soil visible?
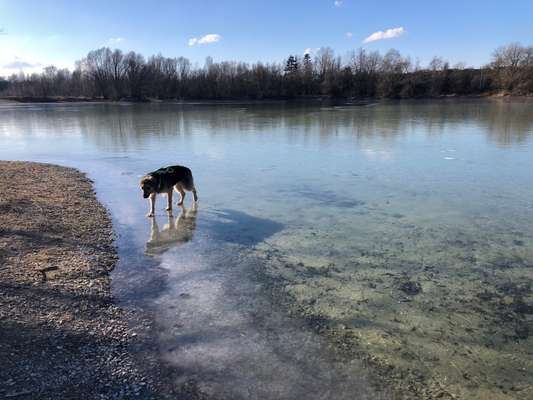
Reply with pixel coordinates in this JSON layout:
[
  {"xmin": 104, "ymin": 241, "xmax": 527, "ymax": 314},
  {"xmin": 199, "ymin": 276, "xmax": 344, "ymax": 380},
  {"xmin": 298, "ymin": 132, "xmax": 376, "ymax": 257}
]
[{"xmin": 0, "ymin": 161, "xmax": 162, "ymax": 399}]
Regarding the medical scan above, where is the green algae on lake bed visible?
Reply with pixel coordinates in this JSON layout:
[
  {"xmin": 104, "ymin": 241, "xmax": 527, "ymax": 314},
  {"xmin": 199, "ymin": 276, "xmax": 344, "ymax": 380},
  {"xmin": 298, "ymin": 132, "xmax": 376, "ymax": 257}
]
[{"xmin": 256, "ymin": 193, "xmax": 533, "ymax": 399}]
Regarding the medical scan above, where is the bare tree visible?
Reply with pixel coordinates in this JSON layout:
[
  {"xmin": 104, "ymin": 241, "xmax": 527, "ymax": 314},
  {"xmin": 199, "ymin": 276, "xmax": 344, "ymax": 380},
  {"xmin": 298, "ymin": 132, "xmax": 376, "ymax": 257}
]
[
  {"xmin": 2, "ymin": 42, "xmax": 533, "ymax": 100},
  {"xmin": 491, "ymin": 43, "xmax": 527, "ymax": 91}
]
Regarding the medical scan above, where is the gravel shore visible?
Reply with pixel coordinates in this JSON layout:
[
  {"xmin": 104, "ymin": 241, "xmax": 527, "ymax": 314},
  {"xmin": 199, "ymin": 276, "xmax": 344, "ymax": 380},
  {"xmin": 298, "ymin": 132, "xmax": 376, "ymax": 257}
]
[{"xmin": 0, "ymin": 161, "xmax": 162, "ymax": 399}]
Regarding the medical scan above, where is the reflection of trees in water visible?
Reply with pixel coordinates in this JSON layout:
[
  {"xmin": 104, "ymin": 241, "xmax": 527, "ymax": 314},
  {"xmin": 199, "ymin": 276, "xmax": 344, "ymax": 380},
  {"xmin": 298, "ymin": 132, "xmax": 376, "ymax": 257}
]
[
  {"xmin": 482, "ymin": 100, "xmax": 533, "ymax": 146},
  {"xmin": 2, "ymin": 100, "xmax": 533, "ymax": 149}
]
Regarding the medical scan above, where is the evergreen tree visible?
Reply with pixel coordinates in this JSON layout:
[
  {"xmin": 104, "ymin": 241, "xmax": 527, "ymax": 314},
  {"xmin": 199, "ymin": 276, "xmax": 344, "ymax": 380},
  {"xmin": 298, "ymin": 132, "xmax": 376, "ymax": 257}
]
[
  {"xmin": 303, "ymin": 53, "xmax": 312, "ymax": 72},
  {"xmin": 284, "ymin": 55, "xmax": 299, "ymax": 73}
]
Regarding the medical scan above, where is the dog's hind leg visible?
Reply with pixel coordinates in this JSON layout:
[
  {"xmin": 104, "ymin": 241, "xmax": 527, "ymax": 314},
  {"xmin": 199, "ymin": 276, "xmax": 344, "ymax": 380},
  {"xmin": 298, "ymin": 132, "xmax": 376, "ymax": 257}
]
[
  {"xmin": 175, "ymin": 183, "xmax": 186, "ymax": 206},
  {"xmin": 166, "ymin": 190, "xmax": 173, "ymax": 212},
  {"xmin": 192, "ymin": 187, "xmax": 198, "ymax": 202},
  {"xmin": 147, "ymin": 193, "xmax": 156, "ymax": 218}
]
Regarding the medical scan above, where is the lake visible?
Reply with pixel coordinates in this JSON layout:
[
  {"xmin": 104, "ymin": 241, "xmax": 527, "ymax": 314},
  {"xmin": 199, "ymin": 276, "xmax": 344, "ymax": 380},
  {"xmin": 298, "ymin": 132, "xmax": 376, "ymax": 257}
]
[{"xmin": 1, "ymin": 99, "xmax": 532, "ymax": 399}]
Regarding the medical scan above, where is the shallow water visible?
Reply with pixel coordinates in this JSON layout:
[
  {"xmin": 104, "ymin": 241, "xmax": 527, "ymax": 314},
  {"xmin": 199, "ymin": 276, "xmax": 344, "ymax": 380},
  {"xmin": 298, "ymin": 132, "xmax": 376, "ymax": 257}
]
[{"xmin": 1, "ymin": 99, "xmax": 533, "ymax": 399}]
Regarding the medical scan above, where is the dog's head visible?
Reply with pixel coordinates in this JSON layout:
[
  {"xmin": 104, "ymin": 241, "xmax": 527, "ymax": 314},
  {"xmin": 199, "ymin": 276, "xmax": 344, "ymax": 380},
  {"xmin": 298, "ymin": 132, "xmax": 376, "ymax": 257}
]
[{"xmin": 140, "ymin": 175, "xmax": 156, "ymax": 198}]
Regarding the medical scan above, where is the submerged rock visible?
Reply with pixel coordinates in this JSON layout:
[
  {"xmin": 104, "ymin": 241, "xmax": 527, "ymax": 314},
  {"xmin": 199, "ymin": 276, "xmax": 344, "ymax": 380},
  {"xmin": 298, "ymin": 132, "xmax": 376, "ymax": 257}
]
[
  {"xmin": 399, "ymin": 280, "xmax": 422, "ymax": 295},
  {"xmin": 512, "ymin": 298, "xmax": 533, "ymax": 315},
  {"xmin": 515, "ymin": 324, "xmax": 530, "ymax": 339}
]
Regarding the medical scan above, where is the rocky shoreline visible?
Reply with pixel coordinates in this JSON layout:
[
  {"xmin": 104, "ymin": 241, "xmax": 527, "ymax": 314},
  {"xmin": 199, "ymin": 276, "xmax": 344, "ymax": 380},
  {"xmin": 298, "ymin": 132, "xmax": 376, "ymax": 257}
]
[{"xmin": 0, "ymin": 161, "xmax": 164, "ymax": 399}]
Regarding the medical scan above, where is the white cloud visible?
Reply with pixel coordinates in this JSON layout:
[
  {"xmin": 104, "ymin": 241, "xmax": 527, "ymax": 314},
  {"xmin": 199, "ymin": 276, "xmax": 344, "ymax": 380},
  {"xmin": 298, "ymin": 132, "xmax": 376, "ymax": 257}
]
[
  {"xmin": 3, "ymin": 56, "xmax": 41, "ymax": 70},
  {"xmin": 334, "ymin": 1, "xmax": 343, "ymax": 6},
  {"xmin": 304, "ymin": 47, "xmax": 320, "ymax": 55},
  {"xmin": 346, "ymin": 32, "xmax": 353, "ymax": 38},
  {"xmin": 188, "ymin": 33, "xmax": 222, "ymax": 46},
  {"xmin": 199, "ymin": 34, "xmax": 222, "ymax": 44},
  {"xmin": 0, "ymin": 46, "xmax": 75, "ymax": 77},
  {"xmin": 363, "ymin": 27, "xmax": 405, "ymax": 43},
  {"xmin": 108, "ymin": 37, "xmax": 125, "ymax": 45}
]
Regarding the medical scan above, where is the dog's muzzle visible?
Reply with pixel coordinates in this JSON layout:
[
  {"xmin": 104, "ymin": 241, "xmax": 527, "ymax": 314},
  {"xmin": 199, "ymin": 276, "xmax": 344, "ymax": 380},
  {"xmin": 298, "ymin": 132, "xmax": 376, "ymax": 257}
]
[{"xmin": 143, "ymin": 192, "xmax": 149, "ymax": 199}]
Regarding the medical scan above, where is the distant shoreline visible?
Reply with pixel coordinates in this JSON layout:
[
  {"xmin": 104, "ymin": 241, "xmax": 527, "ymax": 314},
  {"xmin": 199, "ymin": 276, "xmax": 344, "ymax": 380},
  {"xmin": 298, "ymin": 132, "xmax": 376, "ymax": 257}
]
[{"xmin": 2, "ymin": 92, "xmax": 530, "ymax": 105}]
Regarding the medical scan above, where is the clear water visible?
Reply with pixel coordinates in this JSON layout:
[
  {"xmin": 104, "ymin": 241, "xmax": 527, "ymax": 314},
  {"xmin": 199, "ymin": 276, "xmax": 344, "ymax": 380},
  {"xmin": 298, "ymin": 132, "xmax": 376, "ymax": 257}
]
[{"xmin": 1, "ymin": 99, "xmax": 532, "ymax": 399}]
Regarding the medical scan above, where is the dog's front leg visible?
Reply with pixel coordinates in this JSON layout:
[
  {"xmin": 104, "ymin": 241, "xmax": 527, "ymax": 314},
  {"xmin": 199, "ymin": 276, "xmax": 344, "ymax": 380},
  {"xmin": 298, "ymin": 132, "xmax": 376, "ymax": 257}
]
[
  {"xmin": 166, "ymin": 190, "xmax": 173, "ymax": 212},
  {"xmin": 147, "ymin": 193, "xmax": 156, "ymax": 217}
]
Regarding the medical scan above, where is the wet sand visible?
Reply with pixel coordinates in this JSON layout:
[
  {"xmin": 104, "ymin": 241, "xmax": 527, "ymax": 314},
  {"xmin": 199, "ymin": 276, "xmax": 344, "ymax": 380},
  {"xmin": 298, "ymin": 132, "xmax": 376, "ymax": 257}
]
[{"xmin": 0, "ymin": 161, "xmax": 161, "ymax": 399}]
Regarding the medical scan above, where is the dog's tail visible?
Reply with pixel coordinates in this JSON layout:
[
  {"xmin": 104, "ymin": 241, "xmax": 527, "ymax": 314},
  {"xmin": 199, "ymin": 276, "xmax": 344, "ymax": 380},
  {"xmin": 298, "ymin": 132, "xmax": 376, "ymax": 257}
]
[{"xmin": 191, "ymin": 179, "xmax": 198, "ymax": 202}]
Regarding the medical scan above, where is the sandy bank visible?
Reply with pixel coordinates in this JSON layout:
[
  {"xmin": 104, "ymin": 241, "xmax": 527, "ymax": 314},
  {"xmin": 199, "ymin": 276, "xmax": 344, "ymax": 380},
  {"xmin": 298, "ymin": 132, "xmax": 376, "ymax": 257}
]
[{"xmin": 0, "ymin": 161, "xmax": 161, "ymax": 399}]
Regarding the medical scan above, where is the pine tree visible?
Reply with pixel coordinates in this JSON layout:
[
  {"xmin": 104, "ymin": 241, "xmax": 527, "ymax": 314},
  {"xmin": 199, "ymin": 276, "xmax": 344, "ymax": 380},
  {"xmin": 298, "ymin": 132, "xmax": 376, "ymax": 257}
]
[
  {"xmin": 284, "ymin": 55, "xmax": 299, "ymax": 73},
  {"xmin": 303, "ymin": 53, "xmax": 312, "ymax": 75}
]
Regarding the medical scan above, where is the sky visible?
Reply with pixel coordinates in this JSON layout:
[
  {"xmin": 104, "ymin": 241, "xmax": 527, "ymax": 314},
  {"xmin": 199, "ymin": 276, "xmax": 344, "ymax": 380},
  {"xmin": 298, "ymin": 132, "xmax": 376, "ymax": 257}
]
[{"xmin": 1, "ymin": 0, "xmax": 533, "ymax": 77}]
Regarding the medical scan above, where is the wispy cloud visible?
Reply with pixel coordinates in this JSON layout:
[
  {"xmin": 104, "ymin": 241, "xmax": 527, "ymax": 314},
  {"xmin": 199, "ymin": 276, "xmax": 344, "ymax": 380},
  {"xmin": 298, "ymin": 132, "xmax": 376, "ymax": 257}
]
[
  {"xmin": 363, "ymin": 27, "xmax": 405, "ymax": 43},
  {"xmin": 345, "ymin": 32, "xmax": 353, "ymax": 38},
  {"xmin": 304, "ymin": 47, "xmax": 320, "ymax": 56},
  {"xmin": 188, "ymin": 33, "xmax": 222, "ymax": 46},
  {"xmin": 334, "ymin": 1, "xmax": 343, "ymax": 7},
  {"xmin": 108, "ymin": 37, "xmax": 125, "ymax": 45},
  {"xmin": 3, "ymin": 56, "xmax": 42, "ymax": 70}
]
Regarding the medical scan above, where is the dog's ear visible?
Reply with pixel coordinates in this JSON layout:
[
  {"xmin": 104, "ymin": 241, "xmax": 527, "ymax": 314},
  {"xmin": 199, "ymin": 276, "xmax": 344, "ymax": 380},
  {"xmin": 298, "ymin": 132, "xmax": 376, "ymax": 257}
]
[{"xmin": 140, "ymin": 175, "xmax": 154, "ymax": 185}]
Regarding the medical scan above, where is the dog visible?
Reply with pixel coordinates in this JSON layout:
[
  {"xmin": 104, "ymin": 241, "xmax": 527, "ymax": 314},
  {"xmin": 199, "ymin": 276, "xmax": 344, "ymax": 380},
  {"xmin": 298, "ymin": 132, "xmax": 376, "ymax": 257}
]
[{"xmin": 140, "ymin": 165, "xmax": 198, "ymax": 217}]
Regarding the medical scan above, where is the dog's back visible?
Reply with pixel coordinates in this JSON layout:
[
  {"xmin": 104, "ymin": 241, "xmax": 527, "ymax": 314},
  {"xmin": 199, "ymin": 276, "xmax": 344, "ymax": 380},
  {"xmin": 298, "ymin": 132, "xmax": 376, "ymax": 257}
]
[{"xmin": 150, "ymin": 165, "xmax": 195, "ymax": 192}]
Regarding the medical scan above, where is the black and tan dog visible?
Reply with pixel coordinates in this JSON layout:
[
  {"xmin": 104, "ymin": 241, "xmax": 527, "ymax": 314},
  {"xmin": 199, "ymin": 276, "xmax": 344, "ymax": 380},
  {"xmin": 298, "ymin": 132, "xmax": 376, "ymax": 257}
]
[{"xmin": 140, "ymin": 165, "xmax": 198, "ymax": 217}]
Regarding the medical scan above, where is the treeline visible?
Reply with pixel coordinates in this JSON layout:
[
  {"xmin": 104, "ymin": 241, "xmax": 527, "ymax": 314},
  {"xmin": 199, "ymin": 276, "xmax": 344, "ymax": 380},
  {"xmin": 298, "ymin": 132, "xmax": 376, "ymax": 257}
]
[{"xmin": 1, "ymin": 43, "xmax": 533, "ymax": 100}]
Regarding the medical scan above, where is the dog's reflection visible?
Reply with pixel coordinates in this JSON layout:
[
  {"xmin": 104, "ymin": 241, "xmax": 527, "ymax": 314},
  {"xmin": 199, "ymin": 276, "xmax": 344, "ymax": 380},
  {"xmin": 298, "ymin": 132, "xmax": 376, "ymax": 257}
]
[{"xmin": 145, "ymin": 204, "xmax": 198, "ymax": 255}]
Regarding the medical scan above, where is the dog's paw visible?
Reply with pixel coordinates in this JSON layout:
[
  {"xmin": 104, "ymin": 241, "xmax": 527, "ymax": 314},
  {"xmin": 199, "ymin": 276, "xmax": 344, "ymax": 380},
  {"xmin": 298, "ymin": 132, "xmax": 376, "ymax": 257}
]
[
  {"xmin": 146, "ymin": 212, "xmax": 155, "ymax": 218},
  {"xmin": 165, "ymin": 207, "xmax": 172, "ymax": 211},
  {"xmin": 177, "ymin": 201, "xmax": 184, "ymax": 206}
]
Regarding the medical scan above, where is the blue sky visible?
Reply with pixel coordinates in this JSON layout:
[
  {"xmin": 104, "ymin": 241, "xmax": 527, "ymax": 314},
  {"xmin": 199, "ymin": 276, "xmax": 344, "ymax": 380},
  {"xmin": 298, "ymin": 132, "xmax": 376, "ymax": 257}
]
[{"xmin": 1, "ymin": 0, "xmax": 532, "ymax": 76}]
